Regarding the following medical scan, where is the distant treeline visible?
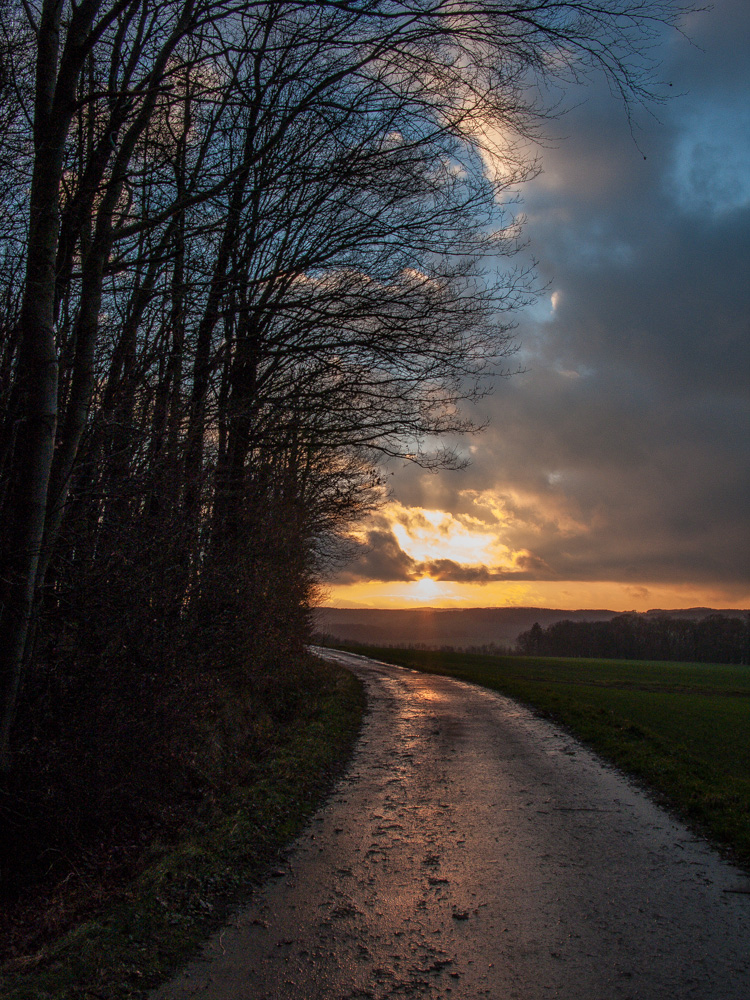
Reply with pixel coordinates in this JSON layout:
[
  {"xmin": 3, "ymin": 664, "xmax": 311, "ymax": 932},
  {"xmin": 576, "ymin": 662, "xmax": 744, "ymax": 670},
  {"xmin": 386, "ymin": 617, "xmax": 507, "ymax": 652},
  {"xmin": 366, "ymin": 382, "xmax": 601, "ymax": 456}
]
[{"xmin": 517, "ymin": 614, "xmax": 750, "ymax": 665}]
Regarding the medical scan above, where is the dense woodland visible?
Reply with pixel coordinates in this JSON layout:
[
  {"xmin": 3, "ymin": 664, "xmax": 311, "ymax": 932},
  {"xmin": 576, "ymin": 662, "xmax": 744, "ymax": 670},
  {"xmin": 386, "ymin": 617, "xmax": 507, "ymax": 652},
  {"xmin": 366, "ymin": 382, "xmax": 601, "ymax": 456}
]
[
  {"xmin": 0, "ymin": 0, "xmax": 687, "ymax": 918},
  {"xmin": 517, "ymin": 613, "xmax": 750, "ymax": 664}
]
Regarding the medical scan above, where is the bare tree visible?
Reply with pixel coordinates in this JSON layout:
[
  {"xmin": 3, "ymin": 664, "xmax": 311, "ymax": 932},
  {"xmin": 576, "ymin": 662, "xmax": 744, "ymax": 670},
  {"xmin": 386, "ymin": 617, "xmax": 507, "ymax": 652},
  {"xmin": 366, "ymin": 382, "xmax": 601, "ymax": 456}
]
[{"xmin": 0, "ymin": 0, "xmax": 691, "ymax": 767}]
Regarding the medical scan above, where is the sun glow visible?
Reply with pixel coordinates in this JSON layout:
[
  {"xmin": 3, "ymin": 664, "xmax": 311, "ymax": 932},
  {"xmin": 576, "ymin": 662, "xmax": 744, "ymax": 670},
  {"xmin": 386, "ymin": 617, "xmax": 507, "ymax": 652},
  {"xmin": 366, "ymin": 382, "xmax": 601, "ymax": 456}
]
[
  {"xmin": 411, "ymin": 576, "xmax": 447, "ymax": 601},
  {"xmin": 387, "ymin": 502, "xmax": 507, "ymax": 567},
  {"xmin": 325, "ymin": 578, "xmax": 750, "ymax": 612}
]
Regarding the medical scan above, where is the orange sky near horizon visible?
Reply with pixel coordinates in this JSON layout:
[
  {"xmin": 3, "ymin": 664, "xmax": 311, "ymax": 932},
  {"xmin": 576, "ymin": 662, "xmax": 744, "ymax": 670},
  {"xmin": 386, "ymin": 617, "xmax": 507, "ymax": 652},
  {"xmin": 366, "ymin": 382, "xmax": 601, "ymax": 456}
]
[
  {"xmin": 323, "ymin": 578, "xmax": 750, "ymax": 613},
  {"xmin": 324, "ymin": 500, "xmax": 750, "ymax": 613}
]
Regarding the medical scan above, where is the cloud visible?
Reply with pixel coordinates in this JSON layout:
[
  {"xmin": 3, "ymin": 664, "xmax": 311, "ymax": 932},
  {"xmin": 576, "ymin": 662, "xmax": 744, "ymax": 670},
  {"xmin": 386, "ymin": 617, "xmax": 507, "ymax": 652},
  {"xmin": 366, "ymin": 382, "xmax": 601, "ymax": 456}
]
[
  {"xmin": 418, "ymin": 559, "xmax": 494, "ymax": 583},
  {"xmin": 421, "ymin": 549, "xmax": 554, "ymax": 582},
  {"xmin": 330, "ymin": 523, "xmax": 418, "ymax": 584},
  {"xmin": 328, "ymin": 497, "xmax": 562, "ymax": 586},
  {"xmin": 328, "ymin": 1, "xmax": 750, "ymax": 606}
]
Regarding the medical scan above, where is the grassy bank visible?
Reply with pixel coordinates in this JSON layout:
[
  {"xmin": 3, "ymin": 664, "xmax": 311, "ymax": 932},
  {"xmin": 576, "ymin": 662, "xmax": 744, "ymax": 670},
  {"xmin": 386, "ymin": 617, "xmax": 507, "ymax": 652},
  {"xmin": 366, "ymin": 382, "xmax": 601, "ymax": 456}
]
[
  {"xmin": 1, "ymin": 654, "xmax": 364, "ymax": 1000},
  {"xmin": 344, "ymin": 646, "xmax": 750, "ymax": 869}
]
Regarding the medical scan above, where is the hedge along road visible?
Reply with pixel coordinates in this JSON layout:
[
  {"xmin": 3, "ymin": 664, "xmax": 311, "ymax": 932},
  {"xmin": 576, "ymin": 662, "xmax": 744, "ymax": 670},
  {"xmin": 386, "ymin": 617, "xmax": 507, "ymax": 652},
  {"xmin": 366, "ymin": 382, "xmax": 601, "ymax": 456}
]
[{"xmin": 154, "ymin": 649, "xmax": 750, "ymax": 1000}]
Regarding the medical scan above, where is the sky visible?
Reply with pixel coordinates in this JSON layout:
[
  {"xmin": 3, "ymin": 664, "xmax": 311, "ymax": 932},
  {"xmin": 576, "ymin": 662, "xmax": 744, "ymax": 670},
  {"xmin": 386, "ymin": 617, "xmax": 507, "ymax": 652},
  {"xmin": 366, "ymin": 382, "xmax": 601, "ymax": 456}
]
[{"xmin": 325, "ymin": 0, "xmax": 750, "ymax": 613}]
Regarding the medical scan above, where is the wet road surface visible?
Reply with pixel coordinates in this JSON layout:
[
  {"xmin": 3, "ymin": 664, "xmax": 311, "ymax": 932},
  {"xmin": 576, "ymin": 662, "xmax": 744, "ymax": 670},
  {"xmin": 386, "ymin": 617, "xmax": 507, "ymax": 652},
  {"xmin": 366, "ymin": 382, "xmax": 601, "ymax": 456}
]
[{"xmin": 153, "ymin": 649, "xmax": 750, "ymax": 999}]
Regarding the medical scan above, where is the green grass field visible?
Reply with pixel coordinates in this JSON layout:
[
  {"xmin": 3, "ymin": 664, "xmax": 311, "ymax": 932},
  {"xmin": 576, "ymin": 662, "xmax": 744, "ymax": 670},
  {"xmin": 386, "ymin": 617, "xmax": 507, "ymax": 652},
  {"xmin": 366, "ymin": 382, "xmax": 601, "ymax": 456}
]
[{"xmin": 345, "ymin": 646, "xmax": 750, "ymax": 870}]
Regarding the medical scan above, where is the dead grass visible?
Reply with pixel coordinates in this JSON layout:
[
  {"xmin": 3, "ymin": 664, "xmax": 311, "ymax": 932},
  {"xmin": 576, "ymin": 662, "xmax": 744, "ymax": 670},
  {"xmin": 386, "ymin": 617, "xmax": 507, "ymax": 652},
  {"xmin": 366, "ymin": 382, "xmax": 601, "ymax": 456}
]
[{"xmin": 0, "ymin": 653, "xmax": 365, "ymax": 999}]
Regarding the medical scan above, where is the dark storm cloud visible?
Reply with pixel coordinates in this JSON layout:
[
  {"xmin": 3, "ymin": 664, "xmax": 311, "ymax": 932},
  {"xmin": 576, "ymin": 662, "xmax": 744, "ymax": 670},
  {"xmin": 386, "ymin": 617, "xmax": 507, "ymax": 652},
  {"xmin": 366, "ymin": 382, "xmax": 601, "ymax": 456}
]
[
  {"xmin": 331, "ymin": 548, "xmax": 556, "ymax": 587},
  {"xmin": 387, "ymin": 0, "xmax": 750, "ymax": 598},
  {"xmin": 422, "ymin": 555, "xmax": 554, "ymax": 583},
  {"xmin": 330, "ymin": 524, "xmax": 419, "ymax": 584}
]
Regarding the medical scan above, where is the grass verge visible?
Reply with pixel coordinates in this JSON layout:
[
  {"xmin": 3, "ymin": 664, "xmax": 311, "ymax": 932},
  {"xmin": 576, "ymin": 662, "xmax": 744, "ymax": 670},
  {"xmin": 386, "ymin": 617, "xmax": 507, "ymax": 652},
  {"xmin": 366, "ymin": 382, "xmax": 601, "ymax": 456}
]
[
  {"xmin": 343, "ymin": 645, "xmax": 750, "ymax": 871},
  {"xmin": 0, "ymin": 654, "xmax": 364, "ymax": 1000}
]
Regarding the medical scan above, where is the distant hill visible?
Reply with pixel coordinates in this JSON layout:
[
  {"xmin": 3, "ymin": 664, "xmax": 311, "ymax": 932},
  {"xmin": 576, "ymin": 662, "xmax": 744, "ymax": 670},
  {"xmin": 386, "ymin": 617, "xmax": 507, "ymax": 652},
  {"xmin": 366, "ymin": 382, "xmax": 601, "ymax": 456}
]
[{"xmin": 313, "ymin": 606, "xmax": 747, "ymax": 651}]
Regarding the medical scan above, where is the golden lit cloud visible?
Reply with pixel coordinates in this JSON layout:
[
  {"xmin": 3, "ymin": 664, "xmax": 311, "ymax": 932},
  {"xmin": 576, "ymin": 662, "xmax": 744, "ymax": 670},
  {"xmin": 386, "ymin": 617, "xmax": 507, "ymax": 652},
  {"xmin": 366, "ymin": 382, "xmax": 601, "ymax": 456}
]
[
  {"xmin": 386, "ymin": 501, "xmax": 509, "ymax": 567},
  {"xmin": 464, "ymin": 487, "xmax": 589, "ymax": 540},
  {"xmin": 327, "ymin": 486, "xmax": 749, "ymax": 612},
  {"xmin": 334, "ymin": 490, "xmax": 585, "ymax": 593}
]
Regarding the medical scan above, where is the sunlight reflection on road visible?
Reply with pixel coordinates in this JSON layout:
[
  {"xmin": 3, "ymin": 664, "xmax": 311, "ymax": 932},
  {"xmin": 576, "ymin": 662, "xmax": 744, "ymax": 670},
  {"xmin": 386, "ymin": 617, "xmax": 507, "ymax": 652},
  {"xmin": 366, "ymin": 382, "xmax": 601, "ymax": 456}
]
[{"xmin": 154, "ymin": 650, "xmax": 750, "ymax": 1000}]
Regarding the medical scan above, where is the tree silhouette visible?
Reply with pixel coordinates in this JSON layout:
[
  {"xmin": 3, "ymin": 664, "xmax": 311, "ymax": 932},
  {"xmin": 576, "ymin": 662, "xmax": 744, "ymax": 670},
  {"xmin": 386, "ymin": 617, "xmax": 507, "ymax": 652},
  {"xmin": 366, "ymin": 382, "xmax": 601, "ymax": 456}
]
[{"xmin": 0, "ymin": 0, "xmax": 691, "ymax": 767}]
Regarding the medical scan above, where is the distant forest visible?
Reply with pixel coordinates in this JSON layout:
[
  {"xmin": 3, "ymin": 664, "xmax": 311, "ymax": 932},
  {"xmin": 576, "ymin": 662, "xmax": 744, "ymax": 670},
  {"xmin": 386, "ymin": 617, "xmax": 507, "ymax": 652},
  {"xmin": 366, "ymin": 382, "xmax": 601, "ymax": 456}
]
[{"xmin": 517, "ymin": 613, "xmax": 750, "ymax": 665}]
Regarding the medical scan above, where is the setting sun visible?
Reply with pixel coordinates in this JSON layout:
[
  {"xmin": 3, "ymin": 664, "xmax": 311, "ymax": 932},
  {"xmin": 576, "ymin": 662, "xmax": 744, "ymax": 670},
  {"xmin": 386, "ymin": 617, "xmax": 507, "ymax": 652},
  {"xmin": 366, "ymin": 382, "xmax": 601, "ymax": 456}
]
[{"xmin": 411, "ymin": 576, "xmax": 447, "ymax": 602}]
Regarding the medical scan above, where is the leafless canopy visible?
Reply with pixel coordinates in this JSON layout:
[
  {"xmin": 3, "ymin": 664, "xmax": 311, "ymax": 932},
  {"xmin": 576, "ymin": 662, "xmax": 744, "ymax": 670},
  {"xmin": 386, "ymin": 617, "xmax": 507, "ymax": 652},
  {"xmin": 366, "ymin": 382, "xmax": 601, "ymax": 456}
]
[{"xmin": 0, "ymin": 0, "xmax": 691, "ymax": 766}]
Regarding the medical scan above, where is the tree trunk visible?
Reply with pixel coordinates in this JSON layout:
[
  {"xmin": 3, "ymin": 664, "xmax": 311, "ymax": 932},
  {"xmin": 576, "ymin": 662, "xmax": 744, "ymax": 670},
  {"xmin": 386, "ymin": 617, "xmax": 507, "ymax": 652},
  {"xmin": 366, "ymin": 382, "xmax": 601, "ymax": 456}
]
[
  {"xmin": 0, "ymin": 0, "xmax": 66, "ymax": 769},
  {"xmin": 0, "ymin": 0, "xmax": 106, "ymax": 768}
]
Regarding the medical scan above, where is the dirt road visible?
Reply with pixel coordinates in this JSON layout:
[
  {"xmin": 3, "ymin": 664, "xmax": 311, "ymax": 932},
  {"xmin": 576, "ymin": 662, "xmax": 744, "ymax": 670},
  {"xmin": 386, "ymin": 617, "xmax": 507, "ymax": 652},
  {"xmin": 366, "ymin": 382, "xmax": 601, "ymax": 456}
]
[{"xmin": 154, "ymin": 649, "xmax": 750, "ymax": 999}]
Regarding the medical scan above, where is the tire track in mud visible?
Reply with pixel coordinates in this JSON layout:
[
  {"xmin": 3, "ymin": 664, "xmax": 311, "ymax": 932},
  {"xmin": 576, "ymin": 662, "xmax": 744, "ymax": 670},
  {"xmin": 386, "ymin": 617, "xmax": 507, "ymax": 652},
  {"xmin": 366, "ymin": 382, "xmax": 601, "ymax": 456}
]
[{"xmin": 153, "ymin": 650, "xmax": 750, "ymax": 1000}]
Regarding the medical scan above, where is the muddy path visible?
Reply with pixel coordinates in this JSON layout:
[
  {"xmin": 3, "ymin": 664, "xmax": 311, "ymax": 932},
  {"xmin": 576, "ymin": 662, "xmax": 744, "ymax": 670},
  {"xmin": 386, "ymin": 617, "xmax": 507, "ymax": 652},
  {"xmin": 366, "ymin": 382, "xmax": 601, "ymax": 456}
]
[{"xmin": 153, "ymin": 649, "xmax": 750, "ymax": 1000}]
